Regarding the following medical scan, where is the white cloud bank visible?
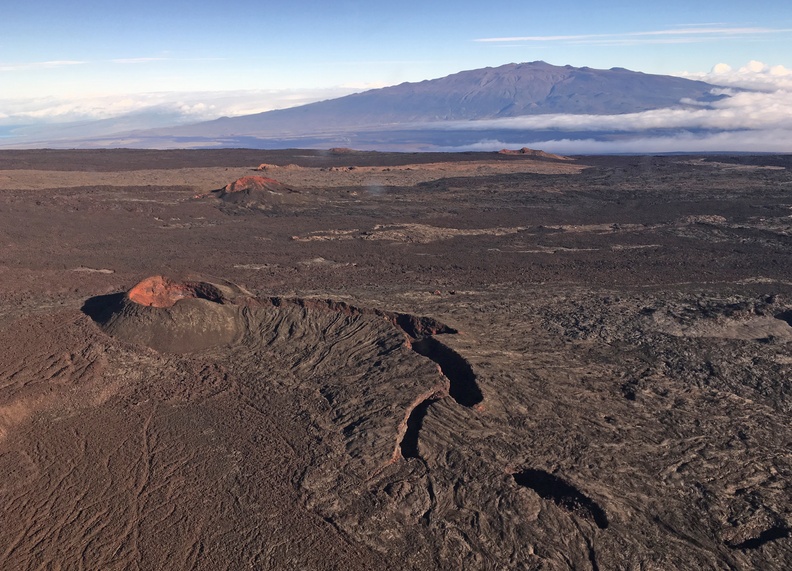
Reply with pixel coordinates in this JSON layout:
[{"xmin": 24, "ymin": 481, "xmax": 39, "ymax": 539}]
[
  {"xmin": 0, "ymin": 88, "xmax": 358, "ymax": 128},
  {"xmin": 682, "ymin": 60, "xmax": 792, "ymax": 91},
  {"xmin": 440, "ymin": 130, "xmax": 792, "ymax": 155},
  {"xmin": 433, "ymin": 61, "xmax": 792, "ymax": 153}
]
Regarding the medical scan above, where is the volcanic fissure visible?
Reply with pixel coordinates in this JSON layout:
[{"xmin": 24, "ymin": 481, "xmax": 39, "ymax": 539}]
[
  {"xmin": 410, "ymin": 336, "xmax": 483, "ymax": 408},
  {"xmin": 399, "ymin": 397, "xmax": 442, "ymax": 459},
  {"xmin": 727, "ymin": 526, "xmax": 791, "ymax": 550}
]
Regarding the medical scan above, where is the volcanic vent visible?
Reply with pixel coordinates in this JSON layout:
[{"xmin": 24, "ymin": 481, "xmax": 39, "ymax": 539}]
[
  {"xmin": 83, "ymin": 275, "xmax": 247, "ymax": 353},
  {"xmin": 84, "ymin": 277, "xmax": 483, "ymax": 469},
  {"xmin": 127, "ymin": 275, "xmax": 225, "ymax": 307},
  {"xmin": 64, "ymin": 275, "xmax": 489, "ymax": 567}
]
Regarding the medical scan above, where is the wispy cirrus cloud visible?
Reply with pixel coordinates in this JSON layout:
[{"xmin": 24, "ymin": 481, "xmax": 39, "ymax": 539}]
[
  {"xmin": 475, "ymin": 26, "xmax": 792, "ymax": 45},
  {"xmin": 0, "ymin": 56, "xmax": 224, "ymax": 72},
  {"xmin": 0, "ymin": 60, "xmax": 87, "ymax": 72},
  {"xmin": 631, "ymin": 26, "xmax": 786, "ymax": 36},
  {"xmin": 109, "ymin": 56, "xmax": 225, "ymax": 64},
  {"xmin": 111, "ymin": 57, "xmax": 169, "ymax": 64}
]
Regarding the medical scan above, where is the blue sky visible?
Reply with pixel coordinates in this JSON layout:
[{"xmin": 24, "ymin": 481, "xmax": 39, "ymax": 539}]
[
  {"xmin": 1, "ymin": 0, "xmax": 792, "ymax": 145},
  {"xmin": 4, "ymin": 1, "xmax": 791, "ymax": 94}
]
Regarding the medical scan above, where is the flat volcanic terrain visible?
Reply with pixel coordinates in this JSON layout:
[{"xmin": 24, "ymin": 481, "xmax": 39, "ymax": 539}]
[{"xmin": 1, "ymin": 148, "xmax": 791, "ymax": 570}]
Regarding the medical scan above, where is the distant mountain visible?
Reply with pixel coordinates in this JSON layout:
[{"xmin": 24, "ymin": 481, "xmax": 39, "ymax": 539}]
[
  {"xmin": 2, "ymin": 61, "xmax": 736, "ymax": 151},
  {"xmin": 145, "ymin": 61, "xmax": 724, "ymax": 142}
]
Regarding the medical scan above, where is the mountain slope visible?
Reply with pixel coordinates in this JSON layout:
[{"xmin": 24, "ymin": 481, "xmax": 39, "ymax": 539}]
[{"xmin": 153, "ymin": 61, "xmax": 723, "ymax": 139}]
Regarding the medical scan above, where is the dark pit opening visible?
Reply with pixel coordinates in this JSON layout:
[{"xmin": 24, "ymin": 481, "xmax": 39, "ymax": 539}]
[
  {"xmin": 190, "ymin": 282, "xmax": 225, "ymax": 304},
  {"xmin": 774, "ymin": 310, "xmax": 792, "ymax": 327},
  {"xmin": 513, "ymin": 469, "xmax": 609, "ymax": 530},
  {"xmin": 411, "ymin": 336, "xmax": 483, "ymax": 407},
  {"xmin": 399, "ymin": 397, "xmax": 440, "ymax": 459},
  {"xmin": 81, "ymin": 292, "xmax": 126, "ymax": 324},
  {"xmin": 395, "ymin": 314, "xmax": 457, "ymax": 338},
  {"xmin": 728, "ymin": 526, "xmax": 791, "ymax": 550}
]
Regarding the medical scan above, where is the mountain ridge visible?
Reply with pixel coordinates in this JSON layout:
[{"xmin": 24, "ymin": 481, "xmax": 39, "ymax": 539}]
[{"xmin": 0, "ymin": 61, "xmax": 741, "ymax": 151}]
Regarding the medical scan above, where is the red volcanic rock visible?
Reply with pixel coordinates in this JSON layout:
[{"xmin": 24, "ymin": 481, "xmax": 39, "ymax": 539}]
[
  {"xmin": 128, "ymin": 276, "xmax": 196, "ymax": 308},
  {"xmin": 128, "ymin": 276, "xmax": 222, "ymax": 308},
  {"xmin": 223, "ymin": 176, "xmax": 285, "ymax": 193}
]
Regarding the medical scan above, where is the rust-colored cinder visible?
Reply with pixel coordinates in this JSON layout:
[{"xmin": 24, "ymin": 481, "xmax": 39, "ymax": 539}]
[{"xmin": 127, "ymin": 276, "xmax": 200, "ymax": 308}]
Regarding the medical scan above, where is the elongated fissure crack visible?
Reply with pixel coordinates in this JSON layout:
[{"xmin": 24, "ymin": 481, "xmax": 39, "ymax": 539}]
[
  {"xmin": 410, "ymin": 336, "xmax": 483, "ymax": 408},
  {"xmin": 266, "ymin": 296, "xmax": 483, "ymax": 462},
  {"xmin": 399, "ymin": 397, "xmax": 442, "ymax": 459},
  {"xmin": 727, "ymin": 526, "xmax": 791, "ymax": 550},
  {"xmin": 395, "ymin": 334, "xmax": 484, "ymax": 462}
]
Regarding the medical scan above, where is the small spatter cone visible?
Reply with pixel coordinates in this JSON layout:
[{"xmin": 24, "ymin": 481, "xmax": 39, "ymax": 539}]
[
  {"xmin": 497, "ymin": 147, "xmax": 570, "ymax": 160},
  {"xmin": 223, "ymin": 176, "xmax": 286, "ymax": 193},
  {"xmin": 193, "ymin": 175, "xmax": 291, "ymax": 200}
]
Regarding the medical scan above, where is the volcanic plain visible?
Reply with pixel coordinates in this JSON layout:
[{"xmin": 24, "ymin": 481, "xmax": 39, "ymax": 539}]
[{"xmin": 0, "ymin": 148, "xmax": 791, "ymax": 570}]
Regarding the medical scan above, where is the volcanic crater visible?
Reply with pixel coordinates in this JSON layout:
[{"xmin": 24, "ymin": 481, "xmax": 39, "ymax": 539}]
[{"xmin": 83, "ymin": 274, "xmax": 485, "ymax": 471}]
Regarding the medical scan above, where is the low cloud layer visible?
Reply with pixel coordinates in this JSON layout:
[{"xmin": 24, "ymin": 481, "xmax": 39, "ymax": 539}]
[
  {"xmin": 431, "ymin": 61, "xmax": 792, "ymax": 153},
  {"xmin": 0, "ymin": 88, "xmax": 358, "ymax": 127},
  {"xmin": 440, "ymin": 129, "xmax": 792, "ymax": 155}
]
